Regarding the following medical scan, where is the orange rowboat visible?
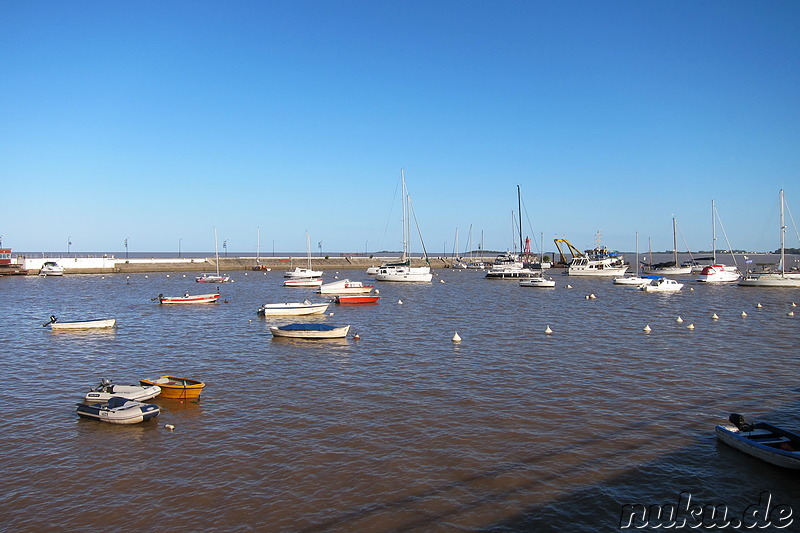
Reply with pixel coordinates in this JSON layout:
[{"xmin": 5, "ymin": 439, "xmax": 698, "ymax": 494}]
[{"xmin": 139, "ymin": 375, "xmax": 205, "ymax": 400}]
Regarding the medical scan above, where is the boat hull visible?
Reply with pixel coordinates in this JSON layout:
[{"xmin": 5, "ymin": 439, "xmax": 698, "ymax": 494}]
[
  {"xmin": 519, "ymin": 278, "xmax": 556, "ymax": 288},
  {"xmin": 270, "ymin": 324, "xmax": 351, "ymax": 339},
  {"xmin": 49, "ymin": 319, "xmax": 117, "ymax": 330},
  {"xmin": 738, "ymin": 274, "xmax": 800, "ymax": 288},
  {"xmin": 139, "ymin": 376, "xmax": 205, "ymax": 400},
  {"xmin": 284, "ymin": 279, "xmax": 324, "ymax": 287},
  {"xmin": 374, "ymin": 266, "xmax": 433, "ymax": 282},
  {"xmin": 76, "ymin": 397, "xmax": 160, "ymax": 424},
  {"xmin": 613, "ymin": 276, "xmax": 652, "ymax": 286},
  {"xmin": 258, "ymin": 302, "xmax": 329, "ymax": 315},
  {"xmin": 716, "ymin": 422, "xmax": 800, "ymax": 469},
  {"xmin": 335, "ymin": 295, "xmax": 381, "ymax": 304},
  {"xmin": 159, "ymin": 294, "xmax": 220, "ymax": 304},
  {"xmin": 84, "ymin": 383, "xmax": 161, "ymax": 402}
]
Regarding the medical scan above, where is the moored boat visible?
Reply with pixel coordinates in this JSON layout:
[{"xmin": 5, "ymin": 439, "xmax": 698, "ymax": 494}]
[
  {"xmin": 84, "ymin": 378, "xmax": 161, "ymax": 402},
  {"xmin": 76, "ymin": 396, "xmax": 160, "ymax": 424},
  {"xmin": 318, "ymin": 279, "xmax": 374, "ymax": 294},
  {"xmin": 157, "ymin": 292, "xmax": 220, "ymax": 304},
  {"xmin": 334, "ymin": 295, "xmax": 381, "ymax": 304},
  {"xmin": 519, "ymin": 275, "xmax": 556, "ymax": 288},
  {"xmin": 697, "ymin": 264, "xmax": 741, "ymax": 283},
  {"xmin": 715, "ymin": 413, "xmax": 800, "ymax": 469},
  {"xmin": 44, "ymin": 316, "xmax": 116, "ymax": 329},
  {"xmin": 39, "ymin": 261, "xmax": 64, "ymax": 276},
  {"xmin": 269, "ymin": 323, "xmax": 351, "ymax": 339},
  {"xmin": 639, "ymin": 277, "xmax": 683, "ymax": 292},
  {"xmin": 258, "ymin": 300, "xmax": 329, "ymax": 316},
  {"xmin": 138, "ymin": 375, "xmax": 205, "ymax": 400},
  {"xmin": 196, "ymin": 273, "xmax": 231, "ymax": 283},
  {"xmin": 284, "ymin": 278, "xmax": 324, "ymax": 288}
]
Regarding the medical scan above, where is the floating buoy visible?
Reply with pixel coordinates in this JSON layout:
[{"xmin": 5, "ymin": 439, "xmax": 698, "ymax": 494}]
[
  {"xmin": 741, "ymin": 311, "xmax": 747, "ymax": 317},
  {"xmin": 789, "ymin": 311, "xmax": 795, "ymax": 317},
  {"xmin": 440, "ymin": 279, "xmax": 445, "ymax": 283},
  {"xmin": 676, "ymin": 316, "xmax": 684, "ymax": 323},
  {"xmin": 689, "ymin": 287, "xmax": 694, "ymax": 291},
  {"xmin": 183, "ymin": 274, "xmax": 186, "ymax": 277},
  {"xmin": 452, "ymin": 331, "xmax": 462, "ymax": 343},
  {"xmin": 353, "ymin": 333, "xmax": 361, "ymax": 340},
  {"xmin": 792, "ymin": 302, "xmax": 797, "ymax": 307},
  {"xmin": 566, "ymin": 284, "xmax": 572, "ymax": 289},
  {"xmin": 398, "ymin": 299, "xmax": 403, "ymax": 304},
  {"xmin": 687, "ymin": 323, "xmax": 695, "ymax": 329},
  {"xmin": 166, "ymin": 274, "xmax": 170, "ymax": 278},
  {"xmin": 145, "ymin": 275, "xmax": 148, "ymax": 278},
  {"xmin": 756, "ymin": 303, "xmax": 763, "ymax": 308},
  {"xmin": 545, "ymin": 325, "xmax": 553, "ymax": 334},
  {"xmin": 374, "ymin": 289, "xmax": 380, "ymax": 294},
  {"xmin": 643, "ymin": 324, "xmax": 652, "ymax": 332},
  {"xmin": 589, "ymin": 293, "xmax": 596, "ymax": 299},
  {"xmin": 165, "ymin": 424, "xmax": 175, "ymax": 431},
  {"xmin": 329, "ymin": 312, "xmax": 334, "ymax": 316},
  {"xmin": 711, "ymin": 313, "xmax": 719, "ymax": 320},
  {"xmin": 585, "ymin": 295, "xmax": 590, "ymax": 300}
]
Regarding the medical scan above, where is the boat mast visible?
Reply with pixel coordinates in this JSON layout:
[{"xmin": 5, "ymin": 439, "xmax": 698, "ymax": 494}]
[
  {"xmin": 635, "ymin": 231, "xmax": 639, "ymax": 277},
  {"xmin": 517, "ymin": 185, "xmax": 524, "ymax": 260},
  {"xmin": 401, "ymin": 169, "xmax": 408, "ymax": 262},
  {"xmin": 711, "ymin": 200, "xmax": 716, "ymax": 264},
  {"xmin": 780, "ymin": 189, "xmax": 786, "ymax": 277},
  {"xmin": 214, "ymin": 227, "xmax": 220, "ymax": 276},
  {"xmin": 672, "ymin": 217, "xmax": 678, "ymax": 266},
  {"xmin": 256, "ymin": 227, "xmax": 260, "ymax": 264},
  {"xmin": 305, "ymin": 232, "xmax": 311, "ymax": 269}
]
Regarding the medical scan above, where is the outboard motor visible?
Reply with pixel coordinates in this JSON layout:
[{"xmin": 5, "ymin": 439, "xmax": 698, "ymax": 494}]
[{"xmin": 729, "ymin": 413, "xmax": 753, "ymax": 432}]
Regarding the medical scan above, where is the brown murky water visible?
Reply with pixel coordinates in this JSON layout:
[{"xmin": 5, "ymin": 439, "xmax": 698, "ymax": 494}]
[{"xmin": 1, "ymin": 268, "xmax": 798, "ymax": 531}]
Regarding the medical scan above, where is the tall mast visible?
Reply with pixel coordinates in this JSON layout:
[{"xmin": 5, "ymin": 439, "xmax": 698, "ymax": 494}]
[
  {"xmin": 672, "ymin": 217, "xmax": 678, "ymax": 266},
  {"xmin": 401, "ymin": 169, "xmax": 408, "ymax": 261},
  {"xmin": 711, "ymin": 200, "xmax": 716, "ymax": 264},
  {"xmin": 780, "ymin": 189, "xmax": 786, "ymax": 276},
  {"xmin": 214, "ymin": 227, "xmax": 220, "ymax": 276},
  {"xmin": 517, "ymin": 185, "xmax": 523, "ymax": 258}
]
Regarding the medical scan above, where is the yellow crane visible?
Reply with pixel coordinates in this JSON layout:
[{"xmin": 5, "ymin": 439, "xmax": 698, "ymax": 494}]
[{"xmin": 553, "ymin": 238, "xmax": 584, "ymax": 266}]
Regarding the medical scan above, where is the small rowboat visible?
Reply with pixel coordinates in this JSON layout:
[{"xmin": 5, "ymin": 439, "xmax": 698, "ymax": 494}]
[
  {"xmin": 284, "ymin": 278, "xmax": 323, "ymax": 288},
  {"xmin": 139, "ymin": 375, "xmax": 206, "ymax": 400},
  {"xmin": 318, "ymin": 279, "xmax": 374, "ymax": 294},
  {"xmin": 258, "ymin": 301, "xmax": 329, "ymax": 316},
  {"xmin": 76, "ymin": 396, "xmax": 160, "ymax": 424},
  {"xmin": 334, "ymin": 295, "xmax": 381, "ymax": 304},
  {"xmin": 715, "ymin": 413, "xmax": 800, "ymax": 469},
  {"xmin": 157, "ymin": 293, "xmax": 220, "ymax": 304},
  {"xmin": 196, "ymin": 273, "xmax": 231, "ymax": 283},
  {"xmin": 269, "ymin": 323, "xmax": 351, "ymax": 339},
  {"xmin": 84, "ymin": 378, "xmax": 161, "ymax": 402},
  {"xmin": 43, "ymin": 316, "xmax": 116, "ymax": 329}
]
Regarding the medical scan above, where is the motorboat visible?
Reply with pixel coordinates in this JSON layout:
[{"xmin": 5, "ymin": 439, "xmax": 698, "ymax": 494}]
[
  {"xmin": 43, "ymin": 316, "xmax": 116, "ymax": 329},
  {"xmin": 567, "ymin": 248, "xmax": 628, "ymax": 277},
  {"xmin": 269, "ymin": 323, "xmax": 351, "ymax": 339},
  {"xmin": 257, "ymin": 300, "xmax": 329, "ymax": 316},
  {"xmin": 318, "ymin": 279, "xmax": 374, "ymax": 294},
  {"xmin": 84, "ymin": 378, "xmax": 161, "ymax": 402},
  {"xmin": 284, "ymin": 278, "xmax": 324, "ymax": 287},
  {"xmin": 39, "ymin": 261, "xmax": 64, "ymax": 276},
  {"xmin": 374, "ymin": 263, "xmax": 433, "ymax": 282},
  {"xmin": 715, "ymin": 413, "xmax": 800, "ymax": 469},
  {"xmin": 484, "ymin": 254, "xmax": 537, "ymax": 279},
  {"xmin": 639, "ymin": 277, "xmax": 683, "ymax": 292},
  {"xmin": 334, "ymin": 295, "xmax": 381, "ymax": 304},
  {"xmin": 76, "ymin": 396, "xmax": 160, "ymax": 424},
  {"xmin": 138, "ymin": 375, "xmax": 206, "ymax": 400},
  {"xmin": 613, "ymin": 276, "xmax": 653, "ymax": 286},
  {"xmin": 157, "ymin": 292, "xmax": 220, "ymax": 304},
  {"xmin": 697, "ymin": 264, "xmax": 741, "ymax": 283},
  {"xmin": 284, "ymin": 267, "xmax": 324, "ymax": 279},
  {"xmin": 519, "ymin": 275, "xmax": 556, "ymax": 288}
]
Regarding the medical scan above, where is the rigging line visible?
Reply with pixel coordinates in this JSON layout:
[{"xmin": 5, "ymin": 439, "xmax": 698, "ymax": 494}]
[
  {"xmin": 675, "ymin": 220, "xmax": 696, "ymax": 263},
  {"xmin": 519, "ymin": 196, "xmax": 542, "ymax": 255},
  {"xmin": 784, "ymin": 197, "xmax": 800, "ymax": 245},
  {"xmin": 407, "ymin": 196, "xmax": 430, "ymax": 263},
  {"xmin": 377, "ymin": 176, "xmax": 402, "ymax": 252},
  {"xmin": 713, "ymin": 204, "xmax": 738, "ymax": 268}
]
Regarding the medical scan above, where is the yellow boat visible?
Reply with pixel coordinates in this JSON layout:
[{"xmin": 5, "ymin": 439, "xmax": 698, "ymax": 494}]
[{"xmin": 139, "ymin": 375, "xmax": 205, "ymax": 400}]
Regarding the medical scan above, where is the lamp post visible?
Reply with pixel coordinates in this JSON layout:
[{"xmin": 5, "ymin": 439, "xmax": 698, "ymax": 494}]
[
  {"xmin": 124, "ymin": 238, "xmax": 129, "ymax": 258},
  {"xmin": 318, "ymin": 241, "xmax": 322, "ymax": 257},
  {"xmin": 178, "ymin": 238, "xmax": 182, "ymax": 258},
  {"xmin": 272, "ymin": 240, "xmax": 275, "ymax": 257},
  {"xmin": 223, "ymin": 240, "xmax": 228, "ymax": 257},
  {"xmin": 68, "ymin": 236, "xmax": 72, "ymax": 257}
]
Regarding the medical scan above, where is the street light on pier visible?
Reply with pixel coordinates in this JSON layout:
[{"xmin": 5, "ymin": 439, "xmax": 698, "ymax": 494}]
[
  {"xmin": 124, "ymin": 237, "xmax": 129, "ymax": 258},
  {"xmin": 223, "ymin": 240, "xmax": 228, "ymax": 257},
  {"xmin": 178, "ymin": 238, "xmax": 182, "ymax": 258},
  {"xmin": 68, "ymin": 236, "xmax": 72, "ymax": 257}
]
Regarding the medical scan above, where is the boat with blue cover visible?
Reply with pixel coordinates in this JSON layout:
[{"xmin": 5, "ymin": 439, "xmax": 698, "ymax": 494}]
[
  {"xmin": 269, "ymin": 323, "xmax": 351, "ymax": 339},
  {"xmin": 76, "ymin": 396, "xmax": 160, "ymax": 424}
]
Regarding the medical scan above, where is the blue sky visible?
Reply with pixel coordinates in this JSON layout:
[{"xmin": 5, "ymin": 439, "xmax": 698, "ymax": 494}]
[{"xmin": 2, "ymin": 1, "xmax": 799, "ymax": 255}]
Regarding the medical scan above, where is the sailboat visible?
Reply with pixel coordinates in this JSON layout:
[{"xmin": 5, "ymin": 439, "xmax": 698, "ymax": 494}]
[
  {"xmin": 613, "ymin": 232, "xmax": 653, "ymax": 285},
  {"xmin": 697, "ymin": 200, "xmax": 741, "ymax": 282},
  {"xmin": 642, "ymin": 217, "xmax": 692, "ymax": 275},
  {"xmin": 374, "ymin": 170, "xmax": 433, "ymax": 282},
  {"xmin": 739, "ymin": 189, "xmax": 800, "ymax": 287},
  {"xmin": 252, "ymin": 227, "xmax": 271, "ymax": 271},
  {"xmin": 196, "ymin": 228, "xmax": 231, "ymax": 283},
  {"xmin": 485, "ymin": 186, "xmax": 538, "ymax": 279},
  {"xmin": 284, "ymin": 232, "xmax": 324, "ymax": 279}
]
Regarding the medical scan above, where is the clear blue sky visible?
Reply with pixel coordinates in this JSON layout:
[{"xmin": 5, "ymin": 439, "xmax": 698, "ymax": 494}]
[{"xmin": 2, "ymin": 1, "xmax": 798, "ymax": 255}]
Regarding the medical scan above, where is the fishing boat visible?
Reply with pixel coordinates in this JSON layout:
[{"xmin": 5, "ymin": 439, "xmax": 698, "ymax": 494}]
[
  {"xmin": 76, "ymin": 396, "xmax": 160, "ymax": 424},
  {"xmin": 642, "ymin": 218, "xmax": 693, "ymax": 275},
  {"xmin": 334, "ymin": 295, "xmax": 381, "ymax": 304},
  {"xmin": 284, "ymin": 278, "xmax": 324, "ymax": 288},
  {"xmin": 84, "ymin": 378, "xmax": 161, "ymax": 402},
  {"xmin": 269, "ymin": 323, "xmax": 351, "ymax": 339},
  {"xmin": 196, "ymin": 228, "xmax": 231, "ymax": 283},
  {"xmin": 157, "ymin": 292, "xmax": 220, "ymax": 304},
  {"xmin": 318, "ymin": 279, "xmax": 374, "ymax": 294},
  {"xmin": 138, "ymin": 375, "xmax": 206, "ymax": 400},
  {"xmin": 639, "ymin": 277, "xmax": 683, "ymax": 292},
  {"xmin": 39, "ymin": 261, "xmax": 64, "ymax": 276},
  {"xmin": 519, "ymin": 275, "xmax": 556, "ymax": 288},
  {"xmin": 715, "ymin": 413, "xmax": 800, "ymax": 469},
  {"xmin": 43, "ymin": 316, "xmax": 116, "ymax": 329},
  {"xmin": 257, "ymin": 300, "xmax": 329, "ymax": 316},
  {"xmin": 697, "ymin": 200, "xmax": 741, "ymax": 283},
  {"xmin": 374, "ymin": 170, "xmax": 434, "ymax": 283},
  {"xmin": 739, "ymin": 190, "xmax": 800, "ymax": 288}
]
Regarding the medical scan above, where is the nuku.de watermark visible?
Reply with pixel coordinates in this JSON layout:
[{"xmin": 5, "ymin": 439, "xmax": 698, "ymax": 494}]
[{"xmin": 619, "ymin": 491, "xmax": 793, "ymax": 529}]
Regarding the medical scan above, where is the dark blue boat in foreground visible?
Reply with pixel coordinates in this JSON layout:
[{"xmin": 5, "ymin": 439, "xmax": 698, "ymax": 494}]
[{"xmin": 715, "ymin": 413, "xmax": 800, "ymax": 469}]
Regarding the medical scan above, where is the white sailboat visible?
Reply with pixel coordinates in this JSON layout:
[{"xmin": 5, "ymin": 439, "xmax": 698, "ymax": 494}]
[
  {"xmin": 697, "ymin": 200, "xmax": 741, "ymax": 283},
  {"xmin": 375, "ymin": 170, "xmax": 433, "ymax": 282},
  {"xmin": 196, "ymin": 228, "xmax": 231, "ymax": 283},
  {"xmin": 613, "ymin": 232, "xmax": 652, "ymax": 285},
  {"xmin": 284, "ymin": 232, "xmax": 324, "ymax": 279},
  {"xmin": 485, "ymin": 186, "xmax": 539, "ymax": 279},
  {"xmin": 739, "ymin": 189, "xmax": 800, "ymax": 288}
]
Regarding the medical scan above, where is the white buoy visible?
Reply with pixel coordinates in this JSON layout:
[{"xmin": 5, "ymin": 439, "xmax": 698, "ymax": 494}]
[
  {"xmin": 589, "ymin": 293, "xmax": 596, "ymax": 299},
  {"xmin": 711, "ymin": 313, "xmax": 719, "ymax": 320},
  {"xmin": 353, "ymin": 333, "xmax": 361, "ymax": 340},
  {"xmin": 676, "ymin": 316, "xmax": 684, "ymax": 323},
  {"xmin": 329, "ymin": 312, "xmax": 334, "ymax": 316},
  {"xmin": 452, "ymin": 331, "xmax": 461, "ymax": 343},
  {"xmin": 689, "ymin": 287, "xmax": 694, "ymax": 291},
  {"xmin": 166, "ymin": 274, "xmax": 170, "ymax": 278},
  {"xmin": 545, "ymin": 325, "xmax": 553, "ymax": 334},
  {"xmin": 687, "ymin": 323, "xmax": 695, "ymax": 329},
  {"xmin": 756, "ymin": 303, "xmax": 763, "ymax": 308},
  {"xmin": 374, "ymin": 289, "xmax": 380, "ymax": 294},
  {"xmin": 566, "ymin": 284, "xmax": 572, "ymax": 289},
  {"xmin": 741, "ymin": 311, "xmax": 747, "ymax": 317},
  {"xmin": 792, "ymin": 302, "xmax": 797, "ymax": 307},
  {"xmin": 440, "ymin": 279, "xmax": 445, "ymax": 283},
  {"xmin": 789, "ymin": 311, "xmax": 795, "ymax": 317},
  {"xmin": 398, "ymin": 299, "xmax": 403, "ymax": 304},
  {"xmin": 165, "ymin": 424, "xmax": 175, "ymax": 431},
  {"xmin": 585, "ymin": 295, "xmax": 590, "ymax": 300},
  {"xmin": 643, "ymin": 324, "xmax": 652, "ymax": 332},
  {"xmin": 183, "ymin": 274, "xmax": 186, "ymax": 277}
]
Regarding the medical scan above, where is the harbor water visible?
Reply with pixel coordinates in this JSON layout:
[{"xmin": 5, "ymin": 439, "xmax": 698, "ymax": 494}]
[{"xmin": 1, "ymin": 268, "xmax": 798, "ymax": 531}]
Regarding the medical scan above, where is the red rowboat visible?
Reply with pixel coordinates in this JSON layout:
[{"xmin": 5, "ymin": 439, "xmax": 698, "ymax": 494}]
[{"xmin": 334, "ymin": 295, "xmax": 381, "ymax": 304}]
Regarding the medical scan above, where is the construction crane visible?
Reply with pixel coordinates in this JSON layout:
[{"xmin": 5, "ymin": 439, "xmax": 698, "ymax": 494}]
[{"xmin": 553, "ymin": 238, "xmax": 584, "ymax": 266}]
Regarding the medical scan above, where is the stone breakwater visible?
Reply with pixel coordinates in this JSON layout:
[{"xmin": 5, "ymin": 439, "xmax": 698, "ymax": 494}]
[{"xmin": 19, "ymin": 255, "xmax": 462, "ymax": 275}]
